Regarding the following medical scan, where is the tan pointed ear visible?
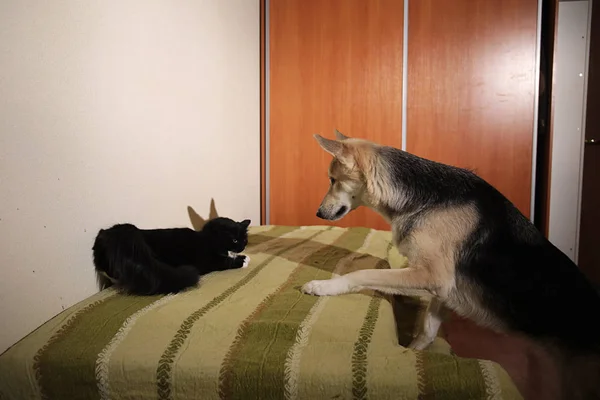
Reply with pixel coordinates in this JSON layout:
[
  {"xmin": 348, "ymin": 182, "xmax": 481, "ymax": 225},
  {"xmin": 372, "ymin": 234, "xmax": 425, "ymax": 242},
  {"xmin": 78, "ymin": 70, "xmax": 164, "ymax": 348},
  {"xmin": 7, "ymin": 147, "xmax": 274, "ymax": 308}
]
[
  {"xmin": 314, "ymin": 134, "xmax": 344, "ymax": 157},
  {"xmin": 187, "ymin": 206, "xmax": 206, "ymax": 231},
  {"xmin": 334, "ymin": 129, "xmax": 350, "ymax": 141},
  {"xmin": 314, "ymin": 134, "xmax": 356, "ymax": 168},
  {"xmin": 208, "ymin": 198, "xmax": 219, "ymax": 219}
]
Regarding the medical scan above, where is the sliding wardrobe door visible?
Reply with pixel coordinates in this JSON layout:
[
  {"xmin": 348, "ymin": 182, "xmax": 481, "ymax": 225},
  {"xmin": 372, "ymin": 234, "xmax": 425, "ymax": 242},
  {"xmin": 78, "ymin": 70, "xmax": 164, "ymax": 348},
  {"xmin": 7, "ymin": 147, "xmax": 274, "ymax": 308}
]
[
  {"xmin": 267, "ymin": 0, "xmax": 404, "ymax": 229},
  {"xmin": 407, "ymin": 0, "xmax": 540, "ymax": 217}
]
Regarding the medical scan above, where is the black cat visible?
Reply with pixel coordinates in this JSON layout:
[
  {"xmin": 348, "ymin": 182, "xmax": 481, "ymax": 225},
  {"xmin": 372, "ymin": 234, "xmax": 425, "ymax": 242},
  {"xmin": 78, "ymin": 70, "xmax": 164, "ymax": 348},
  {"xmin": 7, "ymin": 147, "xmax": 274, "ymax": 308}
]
[{"xmin": 92, "ymin": 218, "xmax": 251, "ymax": 295}]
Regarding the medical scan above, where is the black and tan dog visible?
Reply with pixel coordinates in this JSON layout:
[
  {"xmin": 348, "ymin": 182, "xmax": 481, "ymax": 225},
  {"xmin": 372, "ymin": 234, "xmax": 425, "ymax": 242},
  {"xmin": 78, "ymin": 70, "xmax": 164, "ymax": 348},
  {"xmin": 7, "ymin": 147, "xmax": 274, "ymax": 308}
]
[{"xmin": 301, "ymin": 130, "xmax": 600, "ymax": 399}]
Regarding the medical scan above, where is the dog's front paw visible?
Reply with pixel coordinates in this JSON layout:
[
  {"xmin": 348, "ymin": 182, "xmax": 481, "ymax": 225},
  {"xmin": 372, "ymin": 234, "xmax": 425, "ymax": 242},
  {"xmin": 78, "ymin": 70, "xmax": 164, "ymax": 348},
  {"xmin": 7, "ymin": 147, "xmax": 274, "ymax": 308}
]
[
  {"xmin": 301, "ymin": 278, "xmax": 350, "ymax": 296},
  {"xmin": 408, "ymin": 334, "xmax": 435, "ymax": 351}
]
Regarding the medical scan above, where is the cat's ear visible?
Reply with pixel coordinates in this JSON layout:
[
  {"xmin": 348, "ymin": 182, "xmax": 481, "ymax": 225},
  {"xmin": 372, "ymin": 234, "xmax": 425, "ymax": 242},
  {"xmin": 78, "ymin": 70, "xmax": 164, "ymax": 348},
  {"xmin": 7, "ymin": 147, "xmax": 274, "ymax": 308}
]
[{"xmin": 240, "ymin": 219, "xmax": 251, "ymax": 228}]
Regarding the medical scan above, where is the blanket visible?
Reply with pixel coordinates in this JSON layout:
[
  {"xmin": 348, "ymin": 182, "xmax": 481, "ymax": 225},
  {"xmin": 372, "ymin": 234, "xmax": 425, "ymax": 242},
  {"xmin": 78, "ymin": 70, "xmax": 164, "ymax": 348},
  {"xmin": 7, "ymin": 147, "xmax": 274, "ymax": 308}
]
[{"xmin": 0, "ymin": 225, "xmax": 522, "ymax": 399}]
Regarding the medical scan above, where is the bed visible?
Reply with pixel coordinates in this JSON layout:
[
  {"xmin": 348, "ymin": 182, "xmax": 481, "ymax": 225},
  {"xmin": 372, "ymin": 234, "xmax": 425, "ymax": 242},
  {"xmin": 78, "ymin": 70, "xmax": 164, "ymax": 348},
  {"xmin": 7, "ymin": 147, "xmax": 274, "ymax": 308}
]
[{"xmin": 0, "ymin": 225, "xmax": 522, "ymax": 399}]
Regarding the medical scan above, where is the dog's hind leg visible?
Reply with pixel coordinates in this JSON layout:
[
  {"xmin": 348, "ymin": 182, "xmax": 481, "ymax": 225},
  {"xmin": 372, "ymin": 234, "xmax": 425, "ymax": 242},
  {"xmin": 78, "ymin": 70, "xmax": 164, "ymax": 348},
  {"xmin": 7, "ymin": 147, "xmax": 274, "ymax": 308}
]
[{"xmin": 408, "ymin": 297, "xmax": 444, "ymax": 350}]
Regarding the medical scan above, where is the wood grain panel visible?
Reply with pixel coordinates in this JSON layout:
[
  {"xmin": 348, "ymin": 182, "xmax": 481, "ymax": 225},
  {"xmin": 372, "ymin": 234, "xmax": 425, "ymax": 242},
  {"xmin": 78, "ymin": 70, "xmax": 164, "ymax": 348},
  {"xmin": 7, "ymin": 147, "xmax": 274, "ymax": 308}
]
[
  {"xmin": 407, "ymin": 0, "xmax": 539, "ymax": 217},
  {"xmin": 269, "ymin": 0, "xmax": 404, "ymax": 229}
]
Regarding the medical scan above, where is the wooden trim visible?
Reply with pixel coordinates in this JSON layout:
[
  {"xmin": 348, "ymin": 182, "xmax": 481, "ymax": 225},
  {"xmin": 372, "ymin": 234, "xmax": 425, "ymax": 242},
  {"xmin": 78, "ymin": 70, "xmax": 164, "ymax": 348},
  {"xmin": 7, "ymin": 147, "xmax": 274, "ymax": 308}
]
[
  {"xmin": 536, "ymin": 0, "xmax": 559, "ymax": 237},
  {"xmin": 259, "ymin": 0, "xmax": 267, "ymax": 225},
  {"xmin": 543, "ymin": 0, "xmax": 559, "ymax": 237}
]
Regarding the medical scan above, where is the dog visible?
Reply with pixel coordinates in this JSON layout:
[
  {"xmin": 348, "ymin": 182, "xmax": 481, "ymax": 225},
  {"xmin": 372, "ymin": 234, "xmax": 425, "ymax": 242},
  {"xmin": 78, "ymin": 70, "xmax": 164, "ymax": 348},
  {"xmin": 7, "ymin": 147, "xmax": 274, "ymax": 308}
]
[{"xmin": 301, "ymin": 130, "xmax": 600, "ymax": 399}]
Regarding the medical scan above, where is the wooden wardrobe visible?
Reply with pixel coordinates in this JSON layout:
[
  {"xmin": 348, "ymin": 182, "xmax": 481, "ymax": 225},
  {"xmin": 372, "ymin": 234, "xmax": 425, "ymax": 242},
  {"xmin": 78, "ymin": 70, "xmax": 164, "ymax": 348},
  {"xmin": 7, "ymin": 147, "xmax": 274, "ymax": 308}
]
[{"xmin": 261, "ymin": 0, "xmax": 541, "ymax": 229}]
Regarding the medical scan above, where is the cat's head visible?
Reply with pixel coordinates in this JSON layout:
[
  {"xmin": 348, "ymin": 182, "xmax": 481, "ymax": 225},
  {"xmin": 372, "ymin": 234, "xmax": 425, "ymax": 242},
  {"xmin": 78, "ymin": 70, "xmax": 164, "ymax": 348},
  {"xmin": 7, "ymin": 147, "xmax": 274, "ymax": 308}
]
[{"xmin": 201, "ymin": 217, "xmax": 251, "ymax": 253}]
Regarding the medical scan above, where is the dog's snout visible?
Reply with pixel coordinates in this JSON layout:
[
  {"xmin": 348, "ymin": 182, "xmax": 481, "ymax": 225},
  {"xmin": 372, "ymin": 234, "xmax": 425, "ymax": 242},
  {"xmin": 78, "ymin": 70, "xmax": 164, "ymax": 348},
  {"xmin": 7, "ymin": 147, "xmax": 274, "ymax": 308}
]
[{"xmin": 316, "ymin": 209, "xmax": 325, "ymax": 219}]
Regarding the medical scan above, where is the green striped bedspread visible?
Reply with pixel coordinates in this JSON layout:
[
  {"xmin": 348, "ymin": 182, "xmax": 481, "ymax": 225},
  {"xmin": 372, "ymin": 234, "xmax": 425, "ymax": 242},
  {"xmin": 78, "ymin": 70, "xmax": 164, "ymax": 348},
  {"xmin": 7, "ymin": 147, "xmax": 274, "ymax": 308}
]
[{"xmin": 0, "ymin": 225, "xmax": 522, "ymax": 400}]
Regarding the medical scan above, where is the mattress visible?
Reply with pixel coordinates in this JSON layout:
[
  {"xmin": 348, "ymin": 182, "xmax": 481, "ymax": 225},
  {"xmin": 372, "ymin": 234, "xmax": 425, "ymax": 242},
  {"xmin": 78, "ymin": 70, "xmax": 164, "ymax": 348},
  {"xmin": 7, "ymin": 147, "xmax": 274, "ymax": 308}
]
[{"xmin": 0, "ymin": 225, "xmax": 522, "ymax": 399}]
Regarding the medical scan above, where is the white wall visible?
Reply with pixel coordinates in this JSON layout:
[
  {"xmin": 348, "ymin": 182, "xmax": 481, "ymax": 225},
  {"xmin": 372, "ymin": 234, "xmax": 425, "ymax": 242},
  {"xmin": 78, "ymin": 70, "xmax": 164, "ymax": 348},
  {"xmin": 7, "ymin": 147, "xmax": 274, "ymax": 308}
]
[
  {"xmin": 549, "ymin": 0, "xmax": 591, "ymax": 261},
  {"xmin": 0, "ymin": 1, "xmax": 260, "ymax": 353}
]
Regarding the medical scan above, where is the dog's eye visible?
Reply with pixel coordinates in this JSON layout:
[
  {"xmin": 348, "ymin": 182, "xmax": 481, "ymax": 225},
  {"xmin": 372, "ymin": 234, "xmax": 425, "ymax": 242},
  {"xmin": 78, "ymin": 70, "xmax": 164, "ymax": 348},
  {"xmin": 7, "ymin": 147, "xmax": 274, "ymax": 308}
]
[{"xmin": 329, "ymin": 177, "xmax": 336, "ymax": 185}]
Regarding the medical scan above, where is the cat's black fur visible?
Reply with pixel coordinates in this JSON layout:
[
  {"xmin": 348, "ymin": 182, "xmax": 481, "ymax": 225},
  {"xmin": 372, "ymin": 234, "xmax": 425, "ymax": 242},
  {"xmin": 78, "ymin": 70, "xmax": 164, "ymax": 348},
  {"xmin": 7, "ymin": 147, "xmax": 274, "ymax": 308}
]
[{"xmin": 92, "ymin": 218, "xmax": 251, "ymax": 295}]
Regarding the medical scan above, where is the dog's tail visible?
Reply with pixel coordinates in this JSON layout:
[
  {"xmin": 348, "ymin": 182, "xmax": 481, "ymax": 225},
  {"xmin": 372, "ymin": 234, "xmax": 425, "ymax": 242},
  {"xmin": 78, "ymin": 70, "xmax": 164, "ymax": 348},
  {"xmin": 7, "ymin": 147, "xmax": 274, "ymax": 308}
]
[{"xmin": 92, "ymin": 224, "xmax": 200, "ymax": 295}]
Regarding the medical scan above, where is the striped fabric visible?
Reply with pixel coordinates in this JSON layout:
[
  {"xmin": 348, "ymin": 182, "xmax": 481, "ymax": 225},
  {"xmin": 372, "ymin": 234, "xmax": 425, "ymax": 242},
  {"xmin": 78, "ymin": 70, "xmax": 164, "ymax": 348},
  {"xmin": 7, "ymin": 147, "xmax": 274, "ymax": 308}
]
[{"xmin": 0, "ymin": 225, "xmax": 522, "ymax": 400}]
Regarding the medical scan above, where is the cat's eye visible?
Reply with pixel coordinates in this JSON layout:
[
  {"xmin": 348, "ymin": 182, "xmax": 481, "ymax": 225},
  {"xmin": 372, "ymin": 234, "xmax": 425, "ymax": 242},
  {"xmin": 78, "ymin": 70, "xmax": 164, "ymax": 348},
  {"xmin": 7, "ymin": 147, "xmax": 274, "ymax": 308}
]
[
  {"xmin": 329, "ymin": 177, "xmax": 336, "ymax": 185},
  {"xmin": 233, "ymin": 239, "xmax": 238, "ymax": 243}
]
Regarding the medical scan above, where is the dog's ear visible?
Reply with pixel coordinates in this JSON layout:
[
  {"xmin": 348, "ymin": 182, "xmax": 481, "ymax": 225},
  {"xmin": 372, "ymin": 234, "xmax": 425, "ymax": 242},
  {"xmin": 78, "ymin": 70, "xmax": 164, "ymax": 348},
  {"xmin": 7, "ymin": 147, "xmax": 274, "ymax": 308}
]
[
  {"xmin": 334, "ymin": 129, "xmax": 350, "ymax": 141},
  {"xmin": 314, "ymin": 134, "xmax": 344, "ymax": 156},
  {"xmin": 314, "ymin": 134, "xmax": 356, "ymax": 168}
]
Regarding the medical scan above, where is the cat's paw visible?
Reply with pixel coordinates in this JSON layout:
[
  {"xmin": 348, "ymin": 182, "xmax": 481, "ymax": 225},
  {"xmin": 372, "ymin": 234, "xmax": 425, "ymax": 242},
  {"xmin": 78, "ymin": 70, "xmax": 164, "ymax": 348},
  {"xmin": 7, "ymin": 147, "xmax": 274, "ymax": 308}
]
[
  {"xmin": 241, "ymin": 255, "xmax": 250, "ymax": 268},
  {"xmin": 233, "ymin": 255, "xmax": 249, "ymax": 269}
]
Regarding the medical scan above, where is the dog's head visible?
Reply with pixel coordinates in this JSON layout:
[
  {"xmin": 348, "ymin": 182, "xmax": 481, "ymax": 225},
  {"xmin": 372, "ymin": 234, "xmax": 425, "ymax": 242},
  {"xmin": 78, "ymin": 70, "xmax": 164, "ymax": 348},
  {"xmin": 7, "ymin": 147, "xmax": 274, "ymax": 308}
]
[{"xmin": 314, "ymin": 130, "xmax": 373, "ymax": 221}]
